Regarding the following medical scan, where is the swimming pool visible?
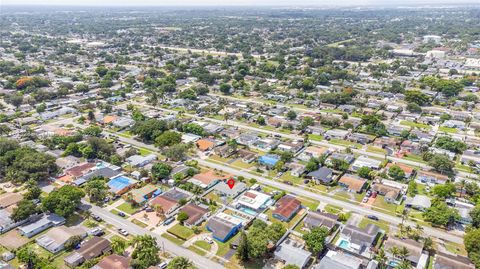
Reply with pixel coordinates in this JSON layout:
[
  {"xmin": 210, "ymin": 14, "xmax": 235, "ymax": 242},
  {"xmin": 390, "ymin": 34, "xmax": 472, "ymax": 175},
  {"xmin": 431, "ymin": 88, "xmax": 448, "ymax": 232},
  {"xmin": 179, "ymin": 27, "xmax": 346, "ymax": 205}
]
[
  {"xmin": 239, "ymin": 207, "xmax": 257, "ymax": 216},
  {"xmin": 338, "ymin": 239, "xmax": 350, "ymax": 249},
  {"xmin": 389, "ymin": 260, "xmax": 400, "ymax": 267}
]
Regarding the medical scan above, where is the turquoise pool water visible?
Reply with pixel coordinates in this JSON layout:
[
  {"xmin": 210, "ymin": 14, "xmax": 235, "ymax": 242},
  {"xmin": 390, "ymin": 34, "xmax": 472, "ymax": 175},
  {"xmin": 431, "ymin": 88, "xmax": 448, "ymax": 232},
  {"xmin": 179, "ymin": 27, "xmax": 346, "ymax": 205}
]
[
  {"xmin": 338, "ymin": 239, "xmax": 350, "ymax": 249},
  {"xmin": 240, "ymin": 207, "xmax": 257, "ymax": 216},
  {"xmin": 389, "ymin": 260, "xmax": 400, "ymax": 267}
]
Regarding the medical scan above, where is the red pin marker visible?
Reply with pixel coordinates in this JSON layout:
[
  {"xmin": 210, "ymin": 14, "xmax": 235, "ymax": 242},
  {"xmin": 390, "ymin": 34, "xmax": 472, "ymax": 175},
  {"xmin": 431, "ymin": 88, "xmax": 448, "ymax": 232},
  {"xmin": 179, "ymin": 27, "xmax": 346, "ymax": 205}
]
[{"xmin": 227, "ymin": 178, "xmax": 235, "ymax": 189}]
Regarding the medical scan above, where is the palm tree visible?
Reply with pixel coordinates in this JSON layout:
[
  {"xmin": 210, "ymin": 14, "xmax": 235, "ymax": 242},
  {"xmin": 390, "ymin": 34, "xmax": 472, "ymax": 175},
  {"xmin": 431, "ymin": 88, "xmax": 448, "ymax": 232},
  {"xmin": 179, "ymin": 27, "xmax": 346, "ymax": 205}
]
[
  {"xmin": 375, "ymin": 248, "xmax": 388, "ymax": 269},
  {"xmin": 399, "ymin": 247, "xmax": 410, "ymax": 261},
  {"xmin": 423, "ymin": 237, "xmax": 434, "ymax": 255},
  {"xmin": 168, "ymin": 256, "xmax": 194, "ymax": 269},
  {"xmin": 111, "ymin": 237, "xmax": 127, "ymax": 255},
  {"xmin": 389, "ymin": 246, "xmax": 400, "ymax": 261}
]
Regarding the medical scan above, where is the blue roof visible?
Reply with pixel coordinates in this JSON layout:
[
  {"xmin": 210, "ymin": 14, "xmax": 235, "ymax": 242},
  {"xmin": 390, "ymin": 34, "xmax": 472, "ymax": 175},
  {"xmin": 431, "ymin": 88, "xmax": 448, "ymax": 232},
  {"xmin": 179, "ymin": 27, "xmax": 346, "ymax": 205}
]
[{"xmin": 258, "ymin": 154, "xmax": 280, "ymax": 166}]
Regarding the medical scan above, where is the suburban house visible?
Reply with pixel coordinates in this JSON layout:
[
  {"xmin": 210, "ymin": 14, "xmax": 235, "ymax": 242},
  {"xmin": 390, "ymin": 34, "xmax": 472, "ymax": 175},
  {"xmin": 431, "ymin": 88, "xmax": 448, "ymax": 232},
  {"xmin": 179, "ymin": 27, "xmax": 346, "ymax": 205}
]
[
  {"xmin": 196, "ymin": 138, "xmax": 216, "ymax": 151},
  {"xmin": 417, "ymin": 170, "xmax": 448, "ymax": 185},
  {"xmin": 64, "ymin": 236, "xmax": 112, "ymax": 267},
  {"xmin": 206, "ymin": 212, "xmax": 243, "ymax": 242},
  {"xmin": 277, "ymin": 141, "xmax": 303, "ymax": 153},
  {"xmin": 338, "ymin": 224, "xmax": 380, "ymax": 254},
  {"xmin": 272, "ymin": 195, "xmax": 302, "ymax": 222},
  {"xmin": 351, "ymin": 156, "xmax": 382, "ymax": 171},
  {"xmin": 400, "ymin": 140, "xmax": 422, "ymax": 155},
  {"xmin": 433, "ymin": 252, "xmax": 475, "ymax": 269},
  {"xmin": 324, "ymin": 129, "xmax": 349, "ymax": 140},
  {"xmin": 149, "ymin": 188, "xmax": 192, "ymax": 217},
  {"xmin": 36, "ymin": 226, "xmax": 87, "ymax": 253},
  {"xmin": 273, "ymin": 239, "xmax": 312, "ymax": 269},
  {"xmin": 258, "ymin": 154, "xmax": 281, "ymax": 168},
  {"xmin": 288, "ymin": 163, "xmax": 306, "ymax": 177},
  {"xmin": 107, "ymin": 175, "xmax": 138, "ymax": 195},
  {"xmin": 74, "ymin": 166, "xmax": 122, "ymax": 186},
  {"xmin": 315, "ymin": 250, "xmax": 362, "ymax": 269},
  {"xmin": 127, "ymin": 184, "xmax": 161, "ymax": 205},
  {"xmin": 213, "ymin": 181, "xmax": 247, "ymax": 198},
  {"xmin": 338, "ymin": 174, "xmax": 367, "ymax": 193},
  {"xmin": 232, "ymin": 190, "xmax": 273, "ymax": 213},
  {"xmin": 384, "ymin": 237, "xmax": 426, "ymax": 268},
  {"xmin": 405, "ymin": 195, "xmax": 432, "ymax": 211},
  {"xmin": 18, "ymin": 214, "xmax": 66, "ymax": 238},
  {"xmin": 386, "ymin": 163, "xmax": 415, "ymax": 178},
  {"xmin": 214, "ymin": 144, "xmax": 236, "ymax": 158},
  {"xmin": 179, "ymin": 203, "xmax": 210, "ymax": 228},
  {"xmin": 91, "ymin": 254, "xmax": 131, "ymax": 269},
  {"xmin": 461, "ymin": 149, "xmax": 480, "ymax": 166},
  {"xmin": 326, "ymin": 153, "xmax": 355, "ymax": 166},
  {"xmin": 307, "ymin": 167, "xmax": 334, "ymax": 185},
  {"xmin": 299, "ymin": 146, "xmax": 330, "ymax": 161},
  {"xmin": 125, "ymin": 154, "xmax": 157, "ymax": 167},
  {"xmin": 188, "ymin": 170, "xmax": 231, "ymax": 189},
  {"xmin": 371, "ymin": 183, "xmax": 402, "ymax": 204},
  {"xmin": 303, "ymin": 211, "xmax": 338, "ymax": 232}
]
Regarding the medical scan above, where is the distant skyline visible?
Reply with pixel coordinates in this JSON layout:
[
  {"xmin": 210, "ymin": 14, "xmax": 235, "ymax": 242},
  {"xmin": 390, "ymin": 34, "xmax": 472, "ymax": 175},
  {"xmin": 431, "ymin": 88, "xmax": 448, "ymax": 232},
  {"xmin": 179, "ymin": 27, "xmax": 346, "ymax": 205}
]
[{"xmin": 3, "ymin": 0, "xmax": 480, "ymax": 7}]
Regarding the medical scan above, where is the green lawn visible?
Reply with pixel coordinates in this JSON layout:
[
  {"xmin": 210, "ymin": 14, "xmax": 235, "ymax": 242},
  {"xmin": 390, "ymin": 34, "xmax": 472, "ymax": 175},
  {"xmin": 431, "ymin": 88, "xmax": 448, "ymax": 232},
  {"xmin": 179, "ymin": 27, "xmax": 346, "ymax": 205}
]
[
  {"xmin": 131, "ymin": 219, "xmax": 148, "ymax": 228},
  {"xmin": 230, "ymin": 159, "xmax": 255, "ymax": 169},
  {"xmin": 330, "ymin": 139, "xmax": 362, "ymax": 149},
  {"xmin": 367, "ymin": 146, "xmax": 387, "ymax": 155},
  {"xmin": 188, "ymin": 245, "xmax": 207, "ymax": 256},
  {"xmin": 215, "ymin": 232, "xmax": 240, "ymax": 257},
  {"xmin": 400, "ymin": 121, "xmax": 431, "ymax": 130},
  {"xmin": 279, "ymin": 172, "xmax": 304, "ymax": 185},
  {"xmin": 161, "ymin": 233, "xmax": 185, "ymax": 245},
  {"xmin": 109, "ymin": 209, "xmax": 127, "ymax": 218},
  {"xmin": 308, "ymin": 134, "xmax": 324, "ymax": 141},
  {"xmin": 403, "ymin": 154, "xmax": 427, "ymax": 164},
  {"xmin": 439, "ymin": 126, "xmax": 458, "ymax": 134},
  {"xmin": 372, "ymin": 197, "xmax": 398, "ymax": 215},
  {"xmin": 117, "ymin": 202, "xmax": 139, "ymax": 215},
  {"xmin": 298, "ymin": 197, "xmax": 320, "ymax": 211},
  {"xmin": 324, "ymin": 204, "xmax": 343, "ymax": 214},
  {"xmin": 359, "ymin": 217, "xmax": 390, "ymax": 233},
  {"xmin": 167, "ymin": 224, "xmax": 195, "ymax": 240},
  {"xmin": 194, "ymin": 240, "xmax": 212, "ymax": 251}
]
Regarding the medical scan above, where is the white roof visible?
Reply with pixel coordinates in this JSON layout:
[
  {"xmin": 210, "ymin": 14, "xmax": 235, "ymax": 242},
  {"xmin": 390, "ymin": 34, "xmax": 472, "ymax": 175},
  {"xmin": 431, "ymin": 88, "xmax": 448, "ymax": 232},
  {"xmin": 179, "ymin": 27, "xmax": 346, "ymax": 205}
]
[{"xmin": 235, "ymin": 190, "xmax": 271, "ymax": 210}]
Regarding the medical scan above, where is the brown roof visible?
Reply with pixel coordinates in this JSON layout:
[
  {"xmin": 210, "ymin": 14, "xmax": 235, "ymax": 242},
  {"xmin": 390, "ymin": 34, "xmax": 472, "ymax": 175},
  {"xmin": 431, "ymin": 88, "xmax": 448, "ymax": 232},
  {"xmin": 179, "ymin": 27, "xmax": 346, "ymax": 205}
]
[
  {"xmin": 179, "ymin": 203, "xmax": 209, "ymax": 226},
  {"xmin": 372, "ymin": 183, "xmax": 401, "ymax": 199},
  {"xmin": 77, "ymin": 236, "xmax": 111, "ymax": 260},
  {"xmin": 64, "ymin": 162, "xmax": 96, "ymax": 177},
  {"xmin": 338, "ymin": 175, "xmax": 366, "ymax": 192},
  {"xmin": 0, "ymin": 193, "xmax": 23, "ymax": 209},
  {"xmin": 272, "ymin": 195, "xmax": 301, "ymax": 220},
  {"xmin": 150, "ymin": 196, "xmax": 178, "ymax": 213},
  {"xmin": 94, "ymin": 254, "xmax": 130, "ymax": 269},
  {"xmin": 434, "ymin": 252, "xmax": 475, "ymax": 269},
  {"xmin": 190, "ymin": 170, "xmax": 231, "ymax": 186},
  {"xmin": 196, "ymin": 139, "xmax": 215, "ymax": 151},
  {"xmin": 384, "ymin": 237, "xmax": 423, "ymax": 264},
  {"xmin": 386, "ymin": 163, "xmax": 415, "ymax": 174}
]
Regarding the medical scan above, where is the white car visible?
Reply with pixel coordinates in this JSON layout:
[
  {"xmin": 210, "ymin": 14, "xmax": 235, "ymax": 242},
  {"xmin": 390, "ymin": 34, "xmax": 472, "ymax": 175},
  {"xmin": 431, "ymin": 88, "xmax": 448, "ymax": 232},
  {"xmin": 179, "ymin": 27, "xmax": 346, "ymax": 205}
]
[
  {"xmin": 118, "ymin": 228, "xmax": 129, "ymax": 236},
  {"xmin": 204, "ymin": 236, "xmax": 213, "ymax": 244}
]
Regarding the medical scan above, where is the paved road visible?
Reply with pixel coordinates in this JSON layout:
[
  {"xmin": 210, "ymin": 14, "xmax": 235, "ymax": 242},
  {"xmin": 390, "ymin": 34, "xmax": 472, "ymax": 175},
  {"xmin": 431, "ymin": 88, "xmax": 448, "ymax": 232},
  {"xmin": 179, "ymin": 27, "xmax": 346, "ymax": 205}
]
[
  {"xmin": 86, "ymin": 202, "xmax": 224, "ymax": 269},
  {"xmin": 108, "ymin": 132, "xmax": 464, "ymax": 245}
]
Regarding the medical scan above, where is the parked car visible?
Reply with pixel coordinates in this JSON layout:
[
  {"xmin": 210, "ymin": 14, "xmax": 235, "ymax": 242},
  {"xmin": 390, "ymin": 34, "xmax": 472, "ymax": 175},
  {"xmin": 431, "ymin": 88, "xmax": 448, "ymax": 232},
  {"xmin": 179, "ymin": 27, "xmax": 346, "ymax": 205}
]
[
  {"xmin": 92, "ymin": 214, "xmax": 102, "ymax": 222},
  {"xmin": 372, "ymin": 191, "xmax": 377, "ymax": 198},
  {"xmin": 88, "ymin": 227, "xmax": 104, "ymax": 236},
  {"xmin": 145, "ymin": 207, "xmax": 154, "ymax": 212},
  {"xmin": 163, "ymin": 217, "xmax": 175, "ymax": 226},
  {"xmin": 362, "ymin": 197, "xmax": 369, "ymax": 203},
  {"xmin": 367, "ymin": 215, "xmax": 379, "ymax": 221},
  {"xmin": 366, "ymin": 190, "xmax": 371, "ymax": 197},
  {"xmin": 204, "ymin": 236, "xmax": 213, "ymax": 244},
  {"xmin": 118, "ymin": 228, "xmax": 129, "ymax": 236},
  {"xmin": 158, "ymin": 262, "xmax": 168, "ymax": 269},
  {"xmin": 118, "ymin": 212, "xmax": 126, "ymax": 217}
]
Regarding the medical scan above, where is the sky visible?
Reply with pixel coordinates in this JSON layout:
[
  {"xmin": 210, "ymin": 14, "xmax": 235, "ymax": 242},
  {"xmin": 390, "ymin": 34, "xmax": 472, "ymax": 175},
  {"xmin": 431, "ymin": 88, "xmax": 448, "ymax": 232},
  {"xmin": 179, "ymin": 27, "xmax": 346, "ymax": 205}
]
[{"xmin": 2, "ymin": 0, "xmax": 480, "ymax": 7}]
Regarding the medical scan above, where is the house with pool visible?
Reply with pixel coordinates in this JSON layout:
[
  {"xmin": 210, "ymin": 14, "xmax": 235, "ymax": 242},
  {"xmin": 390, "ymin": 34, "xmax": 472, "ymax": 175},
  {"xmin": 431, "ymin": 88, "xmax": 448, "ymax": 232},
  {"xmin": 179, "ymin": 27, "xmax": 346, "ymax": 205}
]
[
  {"xmin": 336, "ymin": 223, "xmax": 380, "ymax": 257},
  {"xmin": 232, "ymin": 190, "xmax": 274, "ymax": 215}
]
